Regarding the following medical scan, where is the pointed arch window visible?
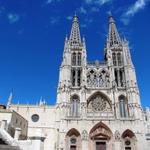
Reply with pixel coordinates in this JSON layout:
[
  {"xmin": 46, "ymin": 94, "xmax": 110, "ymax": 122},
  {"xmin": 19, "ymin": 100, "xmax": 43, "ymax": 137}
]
[
  {"xmin": 70, "ymin": 95, "xmax": 80, "ymax": 117},
  {"xmin": 77, "ymin": 69, "xmax": 81, "ymax": 86},
  {"xmin": 71, "ymin": 69, "xmax": 82, "ymax": 87},
  {"xmin": 77, "ymin": 53, "xmax": 81, "ymax": 66},
  {"xmin": 72, "ymin": 53, "xmax": 76, "ymax": 66},
  {"xmin": 112, "ymin": 53, "xmax": 117, "ymax": 66},
  {"xmin": 119, "ymin": 69, "xmax": 124, "ymax": 87},
  {"xmin": 71, "ymin": 69, "xmax": 76, "ymax": 87},
  {"xmin": 119, "ymin": 96, "xmax": 128, "ymax": 118},
  {"xmin": 117, "ymin": 53, "xmax": 122, "ymax": 66}
]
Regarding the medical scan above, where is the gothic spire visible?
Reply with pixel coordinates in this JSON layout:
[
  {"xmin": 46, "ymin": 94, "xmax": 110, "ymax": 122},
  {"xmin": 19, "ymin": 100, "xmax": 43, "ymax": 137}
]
[
  {"xmin": 69, "ymin": 14, "xmax": 81, "ymax": 47},
  {"xmin": 107, "ymin": 15, "xmax": 121, "ymax": 47}
]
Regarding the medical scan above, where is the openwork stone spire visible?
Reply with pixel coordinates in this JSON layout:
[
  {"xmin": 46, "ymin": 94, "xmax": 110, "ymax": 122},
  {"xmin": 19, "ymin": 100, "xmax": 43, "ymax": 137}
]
[
  {"xmin": 108, "ymin": 15, "xmax": 121, "ymax": 47},
  {"xmin": 69, "ymin": 15, "xmax": 81, "ymax": 47}
]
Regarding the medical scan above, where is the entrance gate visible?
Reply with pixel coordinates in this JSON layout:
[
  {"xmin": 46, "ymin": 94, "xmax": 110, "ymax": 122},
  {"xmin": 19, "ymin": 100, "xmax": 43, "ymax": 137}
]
[{"xmin": 89, "ymin": 122, "xmax": 113, "ymax": 150}]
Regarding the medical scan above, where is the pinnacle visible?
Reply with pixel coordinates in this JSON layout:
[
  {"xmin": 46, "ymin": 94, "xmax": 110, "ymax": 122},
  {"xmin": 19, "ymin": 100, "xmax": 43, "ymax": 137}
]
[
  {"xmin": 108, "ymin": 15, "xmax": 121, "ymax": 47},
  {"xmin": 69, "ymin": 14, "xmax": 81, "ymax": 46},
  {"xmin": 109, "ymin": 15, "xmax": 115, "ymax": 24}
]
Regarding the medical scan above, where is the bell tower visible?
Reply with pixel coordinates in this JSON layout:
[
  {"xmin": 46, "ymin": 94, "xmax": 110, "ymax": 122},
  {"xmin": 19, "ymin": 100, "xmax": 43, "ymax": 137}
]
[
  {"xmin": 57, "ymin": 15, "xmax": 87, "ymax": 104},
  {"xmin": 105, "ymin": 15, "xmax": 142, "ymax": 119}
]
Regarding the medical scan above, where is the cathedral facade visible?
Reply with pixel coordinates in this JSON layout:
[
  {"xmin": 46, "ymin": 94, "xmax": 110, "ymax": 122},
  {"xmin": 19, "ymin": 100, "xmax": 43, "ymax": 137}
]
[{"xmin": 2, "ymin": 15, "xmax": 150, "ymax": 150}]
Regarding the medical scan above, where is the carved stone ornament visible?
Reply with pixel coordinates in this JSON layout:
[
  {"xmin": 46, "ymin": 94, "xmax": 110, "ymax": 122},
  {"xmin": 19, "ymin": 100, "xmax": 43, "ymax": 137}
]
[
  {"xmin": 91, "ymin": 96, "xmax": 107, "ymax": 111},
  {"xmin": 81, "ymin": 102, "xmax": 86, "ymax": 109},
  {"xmin": 115, "ymin": 130, "xmax": 121, "ymax": 141},
  {"xmin": 82, "ymin": 130, "xmax": 88, "ymax": 140},
  {"xmin": 87, "ymin": 70, "xmax": 110, "ymax": 88}
]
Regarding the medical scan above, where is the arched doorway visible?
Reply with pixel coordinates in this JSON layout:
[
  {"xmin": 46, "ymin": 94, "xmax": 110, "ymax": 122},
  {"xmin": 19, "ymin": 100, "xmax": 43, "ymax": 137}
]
[
  {"xmin": 66, "ymin": 128, "xmax": 81, "ymax": 150},
  {"xmin": 89, "ymin": 122, "xmax": 113, "ymax": 150},
  {"xmin": 121, "ymin": 129, "xmax": 137, "ymax": 150}
]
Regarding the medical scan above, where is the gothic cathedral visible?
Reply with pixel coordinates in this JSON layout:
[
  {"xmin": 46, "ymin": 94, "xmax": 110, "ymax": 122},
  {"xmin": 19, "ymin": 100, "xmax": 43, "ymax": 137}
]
[
  {"xmin": 55, "ymin": 14, "xmax": 143, "ymax": 150},
  {"xmin": 4, "ymin": 15, "xmax": 150, "ymax": 150}
]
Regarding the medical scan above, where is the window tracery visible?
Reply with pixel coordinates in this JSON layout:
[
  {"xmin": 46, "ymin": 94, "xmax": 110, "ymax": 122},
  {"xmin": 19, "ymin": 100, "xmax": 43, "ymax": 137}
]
[
  {"xmin": 72, "ymin": 53, "xmax": 76, "ymax": 66},
  {"xmin": 112, "ymin": 52, "xmax": 123, "ymax": 66},
  {"xmin": 87, "ymin": 70, "xmax": 110, "ymax": 88},
  {"xmin": 70, "ymin": 95, "xmax": 80, "ymax": 117},
  {"xmin": 117, "ymin": 53, "xmax": 122, "ymax": 66},
  {"xmin": 71, "ymin": 52, "xmax": 82, "ymax": 66},
  {"xmin": 71, "ymin": 68, "xmax": 82, "ymax": 87},
  {"xmin": 87, "ymin": 93, "xmax": 111, "ymax": 112},
  {"xmin": 119, "ymin": 95, "xmax": 128, "ymax": 118},
  {"xmin": 91, "ymin": 96, "xmax": 107, "ymax": 111},
  {"xmin": 112, "ymin": 53, "xmax": 117, "ymax": 66},
  {"xmin": 114, "ymin": 68, "xmax": 125, "ymax": 87}
]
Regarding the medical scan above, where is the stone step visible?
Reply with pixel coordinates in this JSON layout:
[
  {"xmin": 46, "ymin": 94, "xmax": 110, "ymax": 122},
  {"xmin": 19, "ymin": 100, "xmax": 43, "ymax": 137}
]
[{"xmin": 0, "ymin": 145, "xmax": 20, "ymax": 150}]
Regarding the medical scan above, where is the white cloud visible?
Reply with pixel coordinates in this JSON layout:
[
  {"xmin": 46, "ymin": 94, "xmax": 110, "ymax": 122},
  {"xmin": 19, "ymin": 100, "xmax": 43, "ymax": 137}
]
[
  {"xmin": 84, "ymin": 0, "xmax": 111, "ymax": 6},
  {"xmin": 50, "ymin": 16, "xmax": 60, "ymax": 24},
  {"xmin": 7, "ymin": 13, "xmax": 20, "ymax": 24},
  {"xmin": 121, "ymin": 0, "xmax": 150, "ymax": 25},
  {"xmin": 90, "ymin": 7, "xmax": 99, "ymax": 12},
  {"xmin": 46, "ymin": 0, "xmax": 53, "ymax": 4},
  {"xmin": 66, "ymin": 16, "xmax": 72, "ymax": 20},
  {"xmin": 0, "ymin": 6, "xmax": 5, "ymax": 15},
  {"xmin": 78, "ymin": 6, "xmax": 87, "ymax": 14},
  {"xmin": 45, "ymin": 0, "xmax": 62, "ymax": 4},
  {"xmin": 126, "ymin": 0, "xmax": 148, "ymax": 16},
  {"xmin": 80, "ymin": 24, "xmax": 87, "ymax": 28}
]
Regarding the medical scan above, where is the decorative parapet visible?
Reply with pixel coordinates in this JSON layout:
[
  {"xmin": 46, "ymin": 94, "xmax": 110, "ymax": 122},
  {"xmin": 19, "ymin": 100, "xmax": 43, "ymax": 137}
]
[{"xmin": 87, "ymin": 61, "xmax": 107, "ymax": 67}]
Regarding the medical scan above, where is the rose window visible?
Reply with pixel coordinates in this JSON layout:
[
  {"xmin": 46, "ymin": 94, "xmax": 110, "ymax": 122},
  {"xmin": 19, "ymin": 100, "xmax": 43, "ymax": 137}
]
[{"xmin": 91, "ymin": 96, "xmax": 107, "ymax": 111}]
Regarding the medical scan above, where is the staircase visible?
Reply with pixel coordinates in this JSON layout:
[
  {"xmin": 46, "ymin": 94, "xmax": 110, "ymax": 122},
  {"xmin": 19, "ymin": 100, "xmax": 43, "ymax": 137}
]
[{"xmin": 0, "ymin": 128, "xmax": 20, "ymax": 149}]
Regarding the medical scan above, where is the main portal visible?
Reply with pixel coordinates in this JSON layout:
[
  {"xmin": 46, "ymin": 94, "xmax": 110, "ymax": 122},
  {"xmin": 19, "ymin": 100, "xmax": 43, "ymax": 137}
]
[{"xmin": 96, "ymin": 142, "xmax": 106, "ymax": 150}]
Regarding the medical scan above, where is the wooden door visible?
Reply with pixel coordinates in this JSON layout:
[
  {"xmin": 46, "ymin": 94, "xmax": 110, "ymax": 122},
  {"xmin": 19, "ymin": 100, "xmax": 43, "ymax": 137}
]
[
  {"xmin": 70, "ymin": 145, "xmax": 76, "ymax": 150},
  {"xmin": 96, "ymin": 142, "xmax": 106, "ymax": 150}
]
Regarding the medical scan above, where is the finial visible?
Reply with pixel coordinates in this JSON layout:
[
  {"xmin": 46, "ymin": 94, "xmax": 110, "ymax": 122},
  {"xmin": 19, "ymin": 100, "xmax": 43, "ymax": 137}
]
[
  {"xmin": 7, "ymin": 91, "xmax": 13, "ymax": 109},
  {"xmin": 74, "ymin": 11, "xmax": 77, "ymax": 17},
  {"xmin": 82, "ymin": 36, "xmax": 85, "ymax": 42},
  {"xmin": 65, "ymin": 35, "xmax": 68, "ymax": 41},
  {"xmin": 109, "ymin": 16, "xmax": 115, "ymax": 24},
  {"xmin": 17, "ymin": 100, "xmax": 19, "ymax": 105},
  {"xmin": 108, "ymin": 11, "xmax": 115, "ymax": 24},
  {"xmin": 73, "ymin": 12, "xmax": 78, "ymax": 22},
  {"xmin": 39, "ymin": 96, "xmax": 42, "ymax": 105},
  {"xmin": 108, "ymin": 11, "xmax": 112, "ymax": 17}
]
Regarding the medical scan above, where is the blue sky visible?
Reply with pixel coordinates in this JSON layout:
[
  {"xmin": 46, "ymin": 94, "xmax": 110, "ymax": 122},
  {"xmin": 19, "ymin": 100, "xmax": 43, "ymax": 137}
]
[{"xmin": 0, "ymin": 0, "xmax": 150, "ymax": 107}]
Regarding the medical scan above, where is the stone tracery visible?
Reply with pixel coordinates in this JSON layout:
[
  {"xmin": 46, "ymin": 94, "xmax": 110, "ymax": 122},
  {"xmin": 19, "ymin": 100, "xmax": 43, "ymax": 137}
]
[
  {"xmin": 87, "ymin": 92, "xmax": 111, "ymax": 112},
  {"xmin": 87, "ymin": 69, "xmax": 110, "ymax": 88}
]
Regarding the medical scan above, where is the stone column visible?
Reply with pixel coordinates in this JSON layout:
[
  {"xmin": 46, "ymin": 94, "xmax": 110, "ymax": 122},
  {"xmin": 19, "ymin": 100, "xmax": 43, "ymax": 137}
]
[
  {"xmin": 0, "ymin": 120, "xmax": 7, "ymax": 130},
  {"xmin": 30, "ymin": 129, "xmax": 45, "ymax": 150},
  {"xmin": 82, "ymin": 140, "xmax": 88, "ymax": 150},
  {"xmin": 14, "ymin": 128, "xmax": 21, "ymax": 140},
  {"xmin": 114, "ymin": 130, "xmax": 122, "ymax": 150},
  {"xmin": 114, "ymin": 141, "xmax": 122, "ymax": 150},
  {"xmin": 81, "ymin": 130, "xmax": 88, "ymax": 150}
]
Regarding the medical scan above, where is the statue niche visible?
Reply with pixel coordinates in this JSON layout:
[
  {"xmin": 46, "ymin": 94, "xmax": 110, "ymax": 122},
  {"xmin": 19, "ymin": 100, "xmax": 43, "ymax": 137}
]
[{"xmin": 87, "ymin": 69, "xmax": 110, "ymax": 88}]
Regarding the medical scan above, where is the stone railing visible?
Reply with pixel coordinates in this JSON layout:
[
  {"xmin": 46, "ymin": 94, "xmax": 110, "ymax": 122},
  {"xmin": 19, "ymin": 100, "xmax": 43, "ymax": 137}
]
[
  {"xmin": 86, "ymin": 111, "xmax": 114, "ymax": 119},
  {"xmin": 66, "ymin": 111, "xmax": 114, "ymax": 120},
  {"xmin": 87, "ymin": 61, "xmax": 107, "ymax": 67}
]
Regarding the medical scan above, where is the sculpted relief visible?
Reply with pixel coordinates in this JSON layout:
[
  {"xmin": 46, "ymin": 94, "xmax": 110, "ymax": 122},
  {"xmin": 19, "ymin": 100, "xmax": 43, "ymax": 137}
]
[{"xmin": 87, "ymin": 69, "xmax": 110, "ymax": 88}]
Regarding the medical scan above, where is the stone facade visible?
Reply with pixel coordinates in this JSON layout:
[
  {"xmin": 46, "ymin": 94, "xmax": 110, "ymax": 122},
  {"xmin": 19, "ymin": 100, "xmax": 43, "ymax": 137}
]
[{"xmin": 2, "ymin": 15, "xmax": 150, "ymax": 150}]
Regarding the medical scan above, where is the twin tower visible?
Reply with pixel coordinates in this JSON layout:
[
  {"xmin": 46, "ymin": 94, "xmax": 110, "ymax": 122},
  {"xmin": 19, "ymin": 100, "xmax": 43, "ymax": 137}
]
[{"xmin": 56, "ymin": 15, "xmax": 142, "ymax": 121}]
